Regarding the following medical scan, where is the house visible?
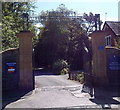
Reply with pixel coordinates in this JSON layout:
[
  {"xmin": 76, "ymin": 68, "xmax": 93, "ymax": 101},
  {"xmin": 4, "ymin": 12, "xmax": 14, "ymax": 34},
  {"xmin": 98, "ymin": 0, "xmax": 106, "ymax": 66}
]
[
  {"xmin": 89, "ymin": 21, "xmax": 120, "ymax": 86},
  {"xmin": 102, "ymin": 21, "xmax": 120, "ymax": 47}
]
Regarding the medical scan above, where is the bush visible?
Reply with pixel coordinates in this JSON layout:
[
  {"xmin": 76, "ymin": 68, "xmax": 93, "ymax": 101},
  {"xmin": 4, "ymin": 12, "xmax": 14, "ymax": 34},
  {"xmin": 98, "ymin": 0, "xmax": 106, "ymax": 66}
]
[
  {"xmin": 76, "ymin": 72, "xmax": 84, "ymax": 84},
  {"xmin": 60, "ymin": 68, "xmax": 69, "ymax": 75},
  {"xmin": 53, "ymin": 59, "xmax": 69, "ymax": 75}
]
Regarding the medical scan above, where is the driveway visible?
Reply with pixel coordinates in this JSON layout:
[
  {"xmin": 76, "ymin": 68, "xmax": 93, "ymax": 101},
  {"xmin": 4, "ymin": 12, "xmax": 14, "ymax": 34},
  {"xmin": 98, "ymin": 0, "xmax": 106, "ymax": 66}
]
[{"xmin": 3, "ymin": 73, "xmax": 120, "ymax": 109}]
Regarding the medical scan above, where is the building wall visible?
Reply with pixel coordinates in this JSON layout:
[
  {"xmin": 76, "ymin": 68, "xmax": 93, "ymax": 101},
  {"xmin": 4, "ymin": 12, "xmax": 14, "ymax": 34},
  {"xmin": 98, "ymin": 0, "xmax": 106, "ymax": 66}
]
[{"xmin": 103, "ymin": 24, "xmax": 117, "ymax": 46}]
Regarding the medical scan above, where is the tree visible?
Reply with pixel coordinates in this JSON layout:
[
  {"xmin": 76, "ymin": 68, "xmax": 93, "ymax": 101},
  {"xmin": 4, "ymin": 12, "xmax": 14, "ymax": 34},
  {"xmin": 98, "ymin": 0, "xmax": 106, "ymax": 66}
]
[
  {"xmin": 34, "ymin": 4, "xmax": 86, "ymax": 70},
  {"xmin": 82, "ymin": 12, "xmax": 103, "ymax": 34},
  {"xmin": 2, "ymin": 2, "xmax": 36, "ymax": 50},
  {"xmin": 116, "ymin": 37, "xmax": 120, "ymax": 49}
]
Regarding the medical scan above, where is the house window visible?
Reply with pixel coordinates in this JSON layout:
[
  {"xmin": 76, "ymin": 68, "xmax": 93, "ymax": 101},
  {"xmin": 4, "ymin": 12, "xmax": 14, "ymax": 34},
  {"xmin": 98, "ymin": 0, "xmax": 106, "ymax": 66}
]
[{"xmin": 105, "ymin": 35, "xmax": 112, "ymax": 46}]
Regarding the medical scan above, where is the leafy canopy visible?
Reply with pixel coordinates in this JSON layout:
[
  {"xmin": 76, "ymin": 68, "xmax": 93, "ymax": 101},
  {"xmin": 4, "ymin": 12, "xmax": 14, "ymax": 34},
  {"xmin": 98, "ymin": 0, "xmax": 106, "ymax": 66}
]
[
  {"xmin": 34, "ymin": 4, "xmax": 90, "ymax": 70},
  {"xmin": 2, "ymin": 2, "xmax": 36, "ymax": 50}
]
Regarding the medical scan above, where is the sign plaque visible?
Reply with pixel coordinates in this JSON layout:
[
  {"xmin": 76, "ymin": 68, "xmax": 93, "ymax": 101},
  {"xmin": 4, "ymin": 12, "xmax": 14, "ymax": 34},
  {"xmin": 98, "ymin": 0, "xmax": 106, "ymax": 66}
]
[
  {"xmin": 6, "ymin": 62, "xmax": 16, "ymax": 74},
  {"xmin": 108, "ymin": 55, "xmax": 120, "ymax": 70}
]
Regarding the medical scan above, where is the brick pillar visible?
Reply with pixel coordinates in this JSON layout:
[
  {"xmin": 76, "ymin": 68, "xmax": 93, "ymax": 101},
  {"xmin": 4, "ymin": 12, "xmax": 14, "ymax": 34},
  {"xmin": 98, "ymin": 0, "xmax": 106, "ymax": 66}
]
[
  {"xmin": 91, "ymin": 31, "xmax": 109, "ymax": 86},
  {"xmin": 16, "ymin": 31, "xmax": 34, "ymax": 90}
]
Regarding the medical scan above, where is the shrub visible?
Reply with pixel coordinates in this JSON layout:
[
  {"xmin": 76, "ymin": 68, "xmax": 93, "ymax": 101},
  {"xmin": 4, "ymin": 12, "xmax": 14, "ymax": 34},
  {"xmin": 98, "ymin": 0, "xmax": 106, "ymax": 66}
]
[
  {"xmin": 116, "ymin": 37, "xmax": 120, "ymax": 49},
  {"xmin": 60, "ymin": 68, "xmax": 69, "ymax": 75},
  {"xmin": 53, "ymin": 59, "xmax": 69, "ymax": 74},
  {"xmin": 76, "ymin": 72, "xmax": 84, "ymax": 84}
]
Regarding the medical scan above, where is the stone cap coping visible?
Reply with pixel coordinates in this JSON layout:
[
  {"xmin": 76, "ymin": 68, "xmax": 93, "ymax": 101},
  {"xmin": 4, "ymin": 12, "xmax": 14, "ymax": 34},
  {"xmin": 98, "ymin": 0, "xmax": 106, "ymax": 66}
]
[
  {"xmin": 0, "ymin": 48, "xmax": 19, "ymax": 54},
  {"xmin": 16, "ymin": 31, "xmax": 35, "ymax": 38},
  {"xmin": 105, "ymin": 46, "xmax": 120, "ymax": 50}
]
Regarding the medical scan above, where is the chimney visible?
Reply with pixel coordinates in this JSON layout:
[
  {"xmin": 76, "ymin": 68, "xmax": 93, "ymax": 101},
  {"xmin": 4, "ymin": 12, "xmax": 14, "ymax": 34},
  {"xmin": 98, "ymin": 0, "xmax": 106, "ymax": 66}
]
[{"xmin": 95, "ymin": 14, "xmax": 101, "ymax": 31}]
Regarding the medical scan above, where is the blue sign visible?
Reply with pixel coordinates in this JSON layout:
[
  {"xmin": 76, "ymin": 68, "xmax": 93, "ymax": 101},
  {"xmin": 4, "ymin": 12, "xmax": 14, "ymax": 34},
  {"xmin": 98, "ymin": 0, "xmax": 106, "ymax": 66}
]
[
  {"xmin": 108, "ymin": 55, "xmax": 120, "ymax": 70},
  {"xmin": 98, "ymin": 45, "xmax": 104, "ymax": 51},
  {"xmin": 6, "ymin": 62, "xmax": 17, "ymax": 74}
]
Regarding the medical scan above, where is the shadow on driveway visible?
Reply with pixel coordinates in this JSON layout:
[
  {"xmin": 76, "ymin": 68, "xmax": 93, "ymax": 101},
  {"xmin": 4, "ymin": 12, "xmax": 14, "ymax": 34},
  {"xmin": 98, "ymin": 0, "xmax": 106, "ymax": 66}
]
[
  {"xmin": 90, "ymin": 97, "xmax": 120, "ymax": 109},
  {"xmin": 33, "ymin": 70, "xmax": 59, "ymax": 76},
  {"xmin": 89, "ymin": 86, "xmax": 120, "ymax": 109},
  {"xmin": 2, "ymin": 89, "xmax": 33, "ymax": 110}
]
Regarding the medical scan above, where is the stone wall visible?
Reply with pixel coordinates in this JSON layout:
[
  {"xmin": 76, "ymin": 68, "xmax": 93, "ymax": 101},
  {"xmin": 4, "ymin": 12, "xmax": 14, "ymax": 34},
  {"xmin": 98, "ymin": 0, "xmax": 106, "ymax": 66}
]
[{"xmin": 1, "ymin": 48, "xmax": 19, "ymax": 91}]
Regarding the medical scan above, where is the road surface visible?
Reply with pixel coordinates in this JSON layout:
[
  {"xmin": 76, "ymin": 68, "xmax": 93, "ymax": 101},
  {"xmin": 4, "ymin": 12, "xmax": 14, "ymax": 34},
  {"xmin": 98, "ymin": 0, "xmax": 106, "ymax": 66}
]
[{"xmin": 3, "ymin": 73, "xmax": 120, "ymax": 109}]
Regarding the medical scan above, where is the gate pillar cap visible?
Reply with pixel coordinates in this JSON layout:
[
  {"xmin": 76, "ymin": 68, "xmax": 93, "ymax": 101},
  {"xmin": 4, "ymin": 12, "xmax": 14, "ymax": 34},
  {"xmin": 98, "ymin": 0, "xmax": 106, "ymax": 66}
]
[{"xmin": 16, "ymin": 31, "xmax": 34, "ymax": 38}]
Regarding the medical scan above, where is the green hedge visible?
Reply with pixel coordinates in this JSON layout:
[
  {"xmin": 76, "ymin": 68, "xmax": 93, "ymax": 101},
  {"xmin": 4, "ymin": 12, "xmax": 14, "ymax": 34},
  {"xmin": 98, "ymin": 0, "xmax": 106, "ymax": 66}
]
[{"xmin": 53, "ymin": 59, "xmax": 69, "ymax": 75}]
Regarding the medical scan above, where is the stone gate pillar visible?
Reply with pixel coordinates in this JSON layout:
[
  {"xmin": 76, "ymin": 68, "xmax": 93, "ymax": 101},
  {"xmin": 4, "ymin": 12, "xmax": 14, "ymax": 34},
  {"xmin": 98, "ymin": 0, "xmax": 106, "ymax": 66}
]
[
  {"xmin": 91, "ymin": 31, "xmax": 109, "ymax": 86},
  {"xmin": 16, "ymin": 31, "xmax": 34, "ymax": 90}
]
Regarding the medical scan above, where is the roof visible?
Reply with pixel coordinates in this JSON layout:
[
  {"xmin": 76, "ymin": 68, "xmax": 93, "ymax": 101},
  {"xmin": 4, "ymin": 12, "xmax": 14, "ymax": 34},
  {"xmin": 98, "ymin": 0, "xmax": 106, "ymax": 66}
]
[{"xmin": 103, "ymin": 21, "xmax": 120, "ymax": 36}]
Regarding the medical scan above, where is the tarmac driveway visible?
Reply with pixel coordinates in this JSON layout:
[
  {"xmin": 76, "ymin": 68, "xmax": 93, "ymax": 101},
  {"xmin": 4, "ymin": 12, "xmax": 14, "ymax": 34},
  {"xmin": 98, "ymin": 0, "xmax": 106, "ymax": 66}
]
[{"xmin": 3, "ymin": 73, "xmax": 120, "ymax": 109}]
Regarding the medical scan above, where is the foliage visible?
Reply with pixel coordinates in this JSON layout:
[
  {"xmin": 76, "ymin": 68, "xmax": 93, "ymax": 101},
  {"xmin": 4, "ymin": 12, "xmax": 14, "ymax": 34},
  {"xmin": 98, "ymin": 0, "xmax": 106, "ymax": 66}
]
[
  {"xmin": 52, "ymin": 59, "xmax": 69, "ymax": 74},
  {"xmin": 76, "ymin": 72, "xmax": 84, "ymax": 84},
  {"xmin": 60, "ymin": 68, "xmax": 69, "ymax": 75},
  {"xmin": 34, "ymin": 4, "xmax": 88, "ymax": 70},
  {"xmin": 116, "ymin": 37, "xmax": 120, "ymax": 49},
  {"xmin": 2, "ymin": 2, "xmax": 36, "ymax": 51},
  {"xmin": 82, "ymin": 12, "xmax": 103, "ymax": 34}
]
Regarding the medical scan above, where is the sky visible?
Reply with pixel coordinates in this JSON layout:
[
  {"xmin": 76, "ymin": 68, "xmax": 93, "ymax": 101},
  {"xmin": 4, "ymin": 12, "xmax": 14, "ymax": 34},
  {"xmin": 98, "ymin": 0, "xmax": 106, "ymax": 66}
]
[{"xmin": 34, "ymin": 0, "xmax": 119, "ymax": 24}]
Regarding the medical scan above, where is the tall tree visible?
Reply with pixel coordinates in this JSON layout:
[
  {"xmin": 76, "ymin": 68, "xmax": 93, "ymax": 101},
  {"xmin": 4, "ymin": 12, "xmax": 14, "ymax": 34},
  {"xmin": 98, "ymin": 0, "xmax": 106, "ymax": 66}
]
[
  {"xmin": 34, "ymin": 4, "xmax": 86, "ymax": 70},
  {"xmin": 2, "ymin": 2, "xmax": 36, "ymax": 50},
  {"xmin": 82, "ymin": 12, "xmax": 103, "ymax": 34}
]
